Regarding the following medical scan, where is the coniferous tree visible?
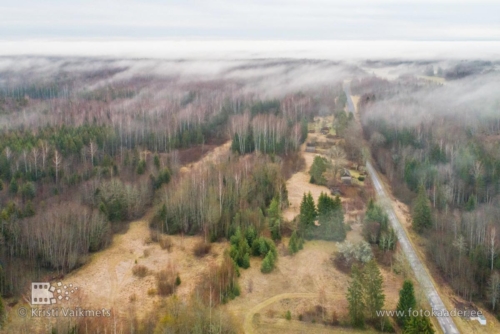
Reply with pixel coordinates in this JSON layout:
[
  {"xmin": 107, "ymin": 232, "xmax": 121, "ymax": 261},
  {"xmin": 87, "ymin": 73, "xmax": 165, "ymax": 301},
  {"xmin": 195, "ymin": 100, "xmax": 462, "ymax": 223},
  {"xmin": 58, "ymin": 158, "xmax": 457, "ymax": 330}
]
[
  {"xmin": 363, "ymin": 260, "xmax": 385, "ymax": 321},
  {"xmin": 268, "ymin": 196, "xmax": 282, "ymax": 241},
  {"xmin": 465, "ymin": 195, "xmax": 476, "ymax": 211},
  {"xmin": 21, "ymin": 181, "xmax": 36, "ymax": 201},
  {"xmin": 288, "ymin": 230, "xmax": 303, "ymax": 254},
  {"xmin": 315, "ymin": 192, "xmax": 345, "ymax": 241},
  {"xmin": 396, "ymin": 280, "xmax": 417, "ymax": 326},
  {"xmin": 299, "ymin": 192, "xmax": 316, "ymax": 232},
  {"xmin": 300, "ymin": 117, "xmax": 308, "ymax": 143},
  {"xmin": 403, "ymin": 315, "xmax": 434, "ymax": 334},
  {"xmin": 261, "ymin": 251, "xmax": 274, "ymax": 273},
  {"xmin": 136, "ymin": 159, "xmax": 146, "ymax": 175},
  {"xmin": 231, "ymin": 133, "xmax": 241, "ymax": 153},
  {"xmin": 412, "ymin": 185, "xmax": 432, "ymax": 233},
  {"xmin": 347, "ymin": 264, "xmax": 366, "ymax": 328},
  {"xmin": 309, "ymin": 156, "xmax": 328, "ymax": 185},
  {"xmin": 229, "ymin": 228, "xmax": 251, "ymax": 269}
]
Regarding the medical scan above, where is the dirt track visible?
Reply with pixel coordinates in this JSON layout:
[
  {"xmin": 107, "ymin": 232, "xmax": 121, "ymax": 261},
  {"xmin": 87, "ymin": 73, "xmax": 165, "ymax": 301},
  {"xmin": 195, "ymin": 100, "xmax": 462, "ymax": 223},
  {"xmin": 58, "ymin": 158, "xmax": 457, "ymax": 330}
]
[{"xmin": 243, "ymin": 293, "xmax": 317, "ymax": 334}]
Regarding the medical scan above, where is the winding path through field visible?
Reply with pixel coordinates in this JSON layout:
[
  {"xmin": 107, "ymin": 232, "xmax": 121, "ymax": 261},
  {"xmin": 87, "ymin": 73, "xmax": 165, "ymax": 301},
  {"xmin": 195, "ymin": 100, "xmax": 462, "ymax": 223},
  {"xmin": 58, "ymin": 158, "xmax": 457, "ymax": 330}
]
[{"xmin": 243, "ymin": 293, "xmax": 317, "ymax": 334}]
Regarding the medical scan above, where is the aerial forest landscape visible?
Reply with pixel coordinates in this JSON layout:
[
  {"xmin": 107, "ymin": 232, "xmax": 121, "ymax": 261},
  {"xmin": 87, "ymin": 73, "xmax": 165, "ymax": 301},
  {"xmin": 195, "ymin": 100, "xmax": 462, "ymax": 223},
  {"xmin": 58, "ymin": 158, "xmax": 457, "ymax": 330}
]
[{"xmin": 1, "ymin": 1, "xmax": 500, "ymax": 334}]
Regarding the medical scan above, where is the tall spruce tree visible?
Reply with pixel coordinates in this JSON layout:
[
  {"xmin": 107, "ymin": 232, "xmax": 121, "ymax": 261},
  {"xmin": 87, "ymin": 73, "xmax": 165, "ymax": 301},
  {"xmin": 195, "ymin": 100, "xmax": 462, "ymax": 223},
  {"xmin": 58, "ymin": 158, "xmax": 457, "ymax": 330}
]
[
  {"xmin": 396, "ymin": 280, "xmax": 417, "ymax": 326},
  {"xmin": 347, "ymin": 264, "xmax": 366, "ymax": 328},
  {"xmin": 288, "ymin": 230, "xmax": 303, "ymax": 254},
  {"xmin": 363, "ymin": 259, "xmax": 385, "ymax": 321},
  {"xmin": 316, "ymin": 192, "xmax": 345, "ymax": 241},
  {"xmin": 289, "ymin": 230, "xmax": 299, "ymax": 254},
  {"xmin": 299, "ymin": 192, "xmax": 316, "ymax": 232},
  {"xmin": 412, "ymin": 185, "xmax": 432, "ymax": 233}
]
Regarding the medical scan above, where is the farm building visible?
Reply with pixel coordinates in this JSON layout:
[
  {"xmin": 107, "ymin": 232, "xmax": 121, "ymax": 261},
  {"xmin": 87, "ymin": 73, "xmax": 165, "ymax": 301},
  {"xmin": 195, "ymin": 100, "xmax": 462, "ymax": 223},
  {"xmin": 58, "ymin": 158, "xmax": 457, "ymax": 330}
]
[{"xmin": 340, "ymin": 168, "xmax": 352, "ymax": 185}]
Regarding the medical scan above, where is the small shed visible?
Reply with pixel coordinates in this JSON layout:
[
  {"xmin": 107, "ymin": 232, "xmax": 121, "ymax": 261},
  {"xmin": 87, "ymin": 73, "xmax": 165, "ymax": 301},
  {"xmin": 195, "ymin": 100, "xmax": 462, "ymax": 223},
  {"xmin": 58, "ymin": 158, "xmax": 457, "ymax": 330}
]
[
  {"xmin": 305, "ymin": 142, "xmax": 316, "ymax": 153},
  {"xmin": 340, "ymin": 169, "xmax": 352, "ymax": 185}
]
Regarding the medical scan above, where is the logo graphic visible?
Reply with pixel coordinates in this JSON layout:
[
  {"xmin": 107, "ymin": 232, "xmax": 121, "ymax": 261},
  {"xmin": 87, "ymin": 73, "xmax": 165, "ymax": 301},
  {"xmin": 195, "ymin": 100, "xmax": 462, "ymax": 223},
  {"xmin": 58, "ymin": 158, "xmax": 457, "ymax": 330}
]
[{"xmin": 31, "ymin": 282, "xmax": 78, "ymax": 305}]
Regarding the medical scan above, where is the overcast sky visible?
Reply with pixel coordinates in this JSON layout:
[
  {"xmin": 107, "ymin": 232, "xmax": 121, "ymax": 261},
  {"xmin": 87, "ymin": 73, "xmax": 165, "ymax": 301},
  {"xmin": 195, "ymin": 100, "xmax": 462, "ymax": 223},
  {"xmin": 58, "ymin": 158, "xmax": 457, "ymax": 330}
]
[{"xmin": 1, "ymin": 0, "xmax": 499, "ymax": 41}]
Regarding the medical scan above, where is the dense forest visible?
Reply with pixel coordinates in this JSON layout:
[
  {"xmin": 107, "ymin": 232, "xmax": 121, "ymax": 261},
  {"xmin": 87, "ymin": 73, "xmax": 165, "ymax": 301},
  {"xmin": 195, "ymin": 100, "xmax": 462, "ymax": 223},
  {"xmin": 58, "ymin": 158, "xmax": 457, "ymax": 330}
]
[{"xmin": 355, "ymin": 67, "xmax": 500, "ymax": 314}]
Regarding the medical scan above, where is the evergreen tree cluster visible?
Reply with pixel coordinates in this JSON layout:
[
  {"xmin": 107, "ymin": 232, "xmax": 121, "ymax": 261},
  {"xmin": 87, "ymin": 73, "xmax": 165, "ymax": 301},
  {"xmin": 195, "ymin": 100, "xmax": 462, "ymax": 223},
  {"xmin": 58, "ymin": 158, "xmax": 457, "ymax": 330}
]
[
  {"xmin": 228, "ymin": 227, "xmax": 278, "ymax": 274},
  {"xmin": 299, "ymin": 191, "xmax": 345, "ymax": 241}
]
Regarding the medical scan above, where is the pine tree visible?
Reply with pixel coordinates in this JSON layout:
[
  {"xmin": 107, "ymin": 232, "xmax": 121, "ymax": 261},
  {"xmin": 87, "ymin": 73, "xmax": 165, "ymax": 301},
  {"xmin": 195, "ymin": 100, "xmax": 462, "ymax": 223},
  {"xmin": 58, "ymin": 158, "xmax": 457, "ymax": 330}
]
[
  {"xmin": 412, "ymin": 185, "xmax": 432, "ymax": 233},
  {"xmin": 363, "ymin": 260, "xmax": 385, "ymax": 321},
  {"xmin": 396, "ymin": 280, "xmax": 417, "ymax": 326},
  {"xmin": 347, "ymin": 264, "xmax": 366, "ymax": 328}
]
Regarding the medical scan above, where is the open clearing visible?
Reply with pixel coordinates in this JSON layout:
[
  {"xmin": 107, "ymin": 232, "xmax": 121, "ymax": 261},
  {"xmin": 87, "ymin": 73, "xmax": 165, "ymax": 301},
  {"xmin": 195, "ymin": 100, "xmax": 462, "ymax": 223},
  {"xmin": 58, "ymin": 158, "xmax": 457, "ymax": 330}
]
[{"xmin": 65, "ymin": 221, "xmax": 227, "ymax": 318}]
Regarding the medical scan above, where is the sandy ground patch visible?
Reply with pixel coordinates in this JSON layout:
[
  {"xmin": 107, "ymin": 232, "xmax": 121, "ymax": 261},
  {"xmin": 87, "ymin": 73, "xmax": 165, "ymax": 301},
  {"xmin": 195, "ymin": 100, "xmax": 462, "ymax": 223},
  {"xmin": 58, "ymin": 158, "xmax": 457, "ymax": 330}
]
[
  {"xmin": 282, "ymin": 150, "xmax": 333, "ymax": 222},
  {"xmin": 66, "ymin": 222, "xmax": 227, "ymax": 319}
]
